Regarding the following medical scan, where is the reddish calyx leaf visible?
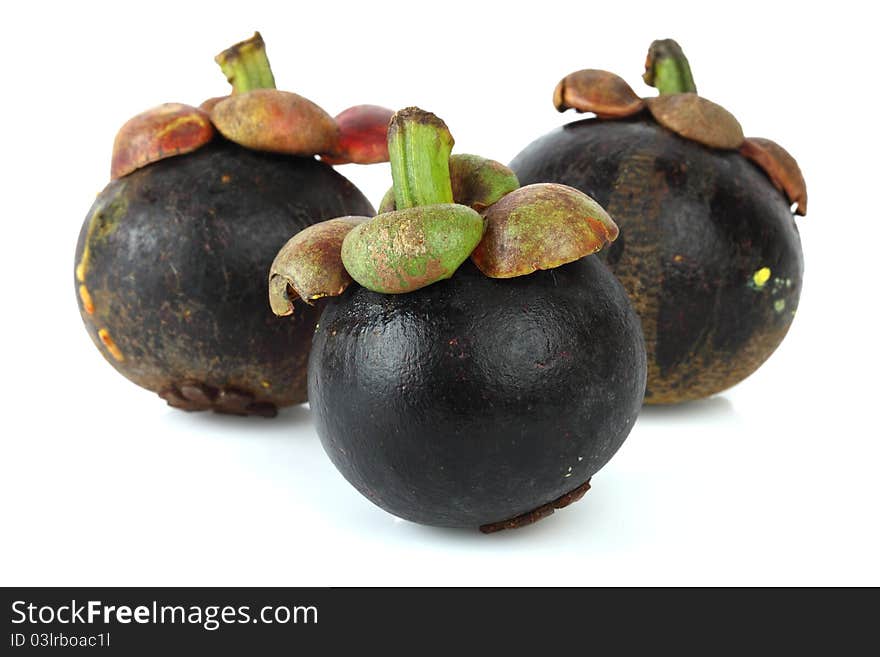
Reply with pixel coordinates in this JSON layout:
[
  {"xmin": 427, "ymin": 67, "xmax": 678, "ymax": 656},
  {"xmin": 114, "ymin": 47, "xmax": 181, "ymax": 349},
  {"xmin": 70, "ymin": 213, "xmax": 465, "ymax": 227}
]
[
  {"xmin": 210, "ymin": 89, "xmax": 339, "ymax": 156},
  {"xmin": 471, "ymin": 183, "xmax": 619, "ymax": 278},
  {"xmin": 554, "ymin": 69, "xmax": 645, "ymax": 118},
  {"xmin": 321, "ymin": 105, "xmax": 394, "ymax": 165},
  {"xmin": 740, "ymin": 138, "xmax": 807, "ymax": 215},
  {"xmin": 111, "ymin": 103, "xmax": 214, "ymax": 180}
]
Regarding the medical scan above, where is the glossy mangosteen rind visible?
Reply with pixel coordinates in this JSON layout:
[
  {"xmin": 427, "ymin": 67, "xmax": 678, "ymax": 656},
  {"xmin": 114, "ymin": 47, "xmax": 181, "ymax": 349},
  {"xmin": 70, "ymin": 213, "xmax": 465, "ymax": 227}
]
[
  {"xmin": 309, "ymin": 258, "xmax": 646, "ymax": 528},
  {"xmin": 511, "ymin": 117, "xmax": 803, "ymax": 403},
  {"xmin": 75, "ymin": 139, "xmax": 374, "ymax": 414},
  {"xmin": 511, "ymin": 40, "xmax": 808, "ymax": 403},
  {"xmin": 294, "ymin": 107, "xmax": 643, "ymax": 530}
]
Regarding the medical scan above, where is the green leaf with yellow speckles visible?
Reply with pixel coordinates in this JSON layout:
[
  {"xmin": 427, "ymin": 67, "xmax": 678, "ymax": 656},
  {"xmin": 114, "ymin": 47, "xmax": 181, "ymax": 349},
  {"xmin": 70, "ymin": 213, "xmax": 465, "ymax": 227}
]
[{"xmin": 341, "ymin": 204, "xmax": 484, "ymax": 294}]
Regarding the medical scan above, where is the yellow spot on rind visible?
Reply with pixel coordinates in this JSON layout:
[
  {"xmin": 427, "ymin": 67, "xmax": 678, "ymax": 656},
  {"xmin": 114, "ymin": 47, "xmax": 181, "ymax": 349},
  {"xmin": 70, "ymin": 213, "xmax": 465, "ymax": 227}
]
[
  {"xmin": 261, "ymin": 380, "xmax": 271, "ymax": 389},
  {"xmin": 98, "ymin": 328, "xmax": 124, "ymax": 362},
  {"xmin": 75, "ymin": 262, "xmax": 86, "ymax": 283},
  {"xmin": 753, "ymin": 267, "xmax": 771, "ymax": 288},
  {"xmin": 78, "ymin": 285, "xmax": 95, "ymax": 315}
]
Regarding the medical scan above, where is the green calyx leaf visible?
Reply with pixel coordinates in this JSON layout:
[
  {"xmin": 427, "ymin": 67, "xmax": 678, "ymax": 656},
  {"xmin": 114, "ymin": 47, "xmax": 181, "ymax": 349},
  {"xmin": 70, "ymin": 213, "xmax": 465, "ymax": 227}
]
[{"xmin": 341, "ymin": 204, "xmax": 485, "ymax": 294}]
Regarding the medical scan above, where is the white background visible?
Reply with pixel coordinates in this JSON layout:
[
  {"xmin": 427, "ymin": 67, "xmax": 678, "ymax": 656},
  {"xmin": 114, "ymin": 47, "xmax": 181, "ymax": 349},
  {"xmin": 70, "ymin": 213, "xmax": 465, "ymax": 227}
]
[{"xmin": 1, "ymin": 1, "xmax": 877, "ymax": 586}]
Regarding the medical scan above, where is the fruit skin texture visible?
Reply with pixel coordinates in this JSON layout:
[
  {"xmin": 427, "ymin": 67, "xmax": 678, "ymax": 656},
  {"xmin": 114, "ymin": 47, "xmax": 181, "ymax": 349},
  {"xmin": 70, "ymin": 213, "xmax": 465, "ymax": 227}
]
[
  {"xmin": 75, "ymin": 139, "xmax": 374, "ymax": 413},
  {"xmin": 308, "ymin": 259, "xmax": 646, "ymax": 528},
  {"xmin": 510, "ymin": 118, "xmax": 804, "ymax": 404}
]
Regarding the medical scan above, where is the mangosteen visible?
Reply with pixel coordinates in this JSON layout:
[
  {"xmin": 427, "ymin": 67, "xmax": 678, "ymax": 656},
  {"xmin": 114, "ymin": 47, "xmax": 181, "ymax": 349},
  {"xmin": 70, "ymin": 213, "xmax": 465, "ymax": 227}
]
[
  {"xmin": 270, "ymin": 108, "xmax": 646, "ymax": 531},
  {"xmin": 510, "ymin": 40, "xmax": 806, "ymax": 404},
  {"xmin": 74, "ymin": 33, "xmax": 392, "ymax": 416}
]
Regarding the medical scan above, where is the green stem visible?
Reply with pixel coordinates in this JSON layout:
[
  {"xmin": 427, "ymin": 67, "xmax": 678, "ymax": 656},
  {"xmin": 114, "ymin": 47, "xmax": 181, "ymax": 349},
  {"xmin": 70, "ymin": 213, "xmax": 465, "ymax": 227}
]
[
  {"xmin": 643, "ymin": 39, "xmax": 697, "ymax": 95},
  {"xmin": 215, "ymin": 32, "xmax": 276, "ymax": 93},
  {"xmin": 387, "ymin": 108, "xmax": 455, "ymax": 209}
]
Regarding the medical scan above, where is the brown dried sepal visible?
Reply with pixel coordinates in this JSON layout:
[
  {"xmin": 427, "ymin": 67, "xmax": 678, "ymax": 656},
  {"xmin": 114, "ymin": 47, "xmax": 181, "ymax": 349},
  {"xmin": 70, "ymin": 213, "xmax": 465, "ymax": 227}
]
[
  {"xmin": 159, "ymin": 381, "xmax": 277, "ymax": 417},
  {"xmin": 740, "ymin": 137, "xmax": 807, "ymax": 215},
  {"xmin": 111, "ymin": 103, "xmax": 215, "ymax": 180},
  {"xmin": 471, "ymin": 183, "xmax": 619, "ymax": 279},
  {"xmin": 268, "ymin": 217, "xmax": 369, "ymax": 317},
  {"xmin": 321, "ymin": 105, "xmax": 393, "ymax": 165},
  {"xmin": 554, "ymin": 69, "xmax": 645, "ymax": 118},
  {"xmin": 646, "ymin": 93, "xmax": 744, "ymax": 150},
  {"xmin": 210, "ymin": 89, "xmax": 339, "ymax": 156},
  {"xmin": 480, "ymin": 479, "xmax": 591, "ymax": 533}
]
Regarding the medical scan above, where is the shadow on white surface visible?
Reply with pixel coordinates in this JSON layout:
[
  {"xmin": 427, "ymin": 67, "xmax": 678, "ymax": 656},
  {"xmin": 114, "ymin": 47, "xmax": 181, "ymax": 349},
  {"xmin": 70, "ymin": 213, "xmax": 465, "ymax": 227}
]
[
  {"xmin": 637, "ymin": 395, "xmax": 737, "ymax": 421},
  {"xmin": 161, "ymin": 402, "xmax": 314, "ymax": 433}
]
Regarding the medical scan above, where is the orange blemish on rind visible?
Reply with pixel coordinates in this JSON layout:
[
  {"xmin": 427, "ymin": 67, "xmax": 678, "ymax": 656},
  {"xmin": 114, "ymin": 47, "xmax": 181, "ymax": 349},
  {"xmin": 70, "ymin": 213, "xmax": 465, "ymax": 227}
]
[
  {"xmin": 98, "ymin": 328, "xmax": 124, "ymax": 362},
  {"xmin": 78, "ymin": 285, "xmax": 95, "ymax": 314}
]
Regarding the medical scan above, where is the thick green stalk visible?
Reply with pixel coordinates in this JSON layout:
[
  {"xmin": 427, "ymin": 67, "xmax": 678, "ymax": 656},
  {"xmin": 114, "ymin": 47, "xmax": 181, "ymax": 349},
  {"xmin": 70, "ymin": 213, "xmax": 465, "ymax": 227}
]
[
  {"xmin": 643, "ymin": 39, "xmax": 697, "ymax": 95},
  {"xmin": 387, "ymin": 108, "xmax": 454, "ymax": 210},
  {"xmin": 215, "ymin": 32, "xmax": 276, "ymax": 93}
]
